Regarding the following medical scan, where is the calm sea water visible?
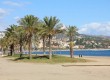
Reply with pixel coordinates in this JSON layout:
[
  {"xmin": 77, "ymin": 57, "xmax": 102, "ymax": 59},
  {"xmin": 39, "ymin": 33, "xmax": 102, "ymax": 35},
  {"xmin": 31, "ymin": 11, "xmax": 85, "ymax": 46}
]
[{"xmin": 30, "ymin": 50, "xmax": 110, "ymax": 57}]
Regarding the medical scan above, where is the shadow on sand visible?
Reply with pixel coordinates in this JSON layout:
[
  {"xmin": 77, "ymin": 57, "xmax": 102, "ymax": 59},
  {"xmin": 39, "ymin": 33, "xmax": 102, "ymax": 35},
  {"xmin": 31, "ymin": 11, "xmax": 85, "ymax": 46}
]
[
  {"xmin": 62, "ymin": 65, "xmax": 110, "ymax": 67},
  {"xmin": 13, "ymin": 55, "xmax": 49, "ymax": 61}
]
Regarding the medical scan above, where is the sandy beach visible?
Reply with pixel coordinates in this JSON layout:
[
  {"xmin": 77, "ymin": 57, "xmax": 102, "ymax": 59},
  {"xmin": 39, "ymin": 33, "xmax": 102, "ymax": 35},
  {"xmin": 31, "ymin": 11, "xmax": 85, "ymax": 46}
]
[{"xmin": 0, "ymin": 55, "xmax": 110, "ymax": 80}]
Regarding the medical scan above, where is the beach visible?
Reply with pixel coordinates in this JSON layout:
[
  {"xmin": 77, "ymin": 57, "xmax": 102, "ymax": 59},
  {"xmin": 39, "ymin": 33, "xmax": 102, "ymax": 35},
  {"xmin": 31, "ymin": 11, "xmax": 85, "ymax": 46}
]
[{"xmin": 0, "ymin": 55, "xmax": 110, "ymax": 80}]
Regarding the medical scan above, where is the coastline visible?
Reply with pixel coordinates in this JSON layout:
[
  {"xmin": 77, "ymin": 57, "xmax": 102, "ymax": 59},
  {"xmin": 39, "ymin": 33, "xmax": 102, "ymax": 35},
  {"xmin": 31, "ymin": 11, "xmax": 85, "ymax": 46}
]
[
  {"xmin": 35, "ymin": 49, "xmax": 110, "ymax": 52},
  {"xmin": 31, "ymin": 49, "xmax": 110, "ymax": 57}
]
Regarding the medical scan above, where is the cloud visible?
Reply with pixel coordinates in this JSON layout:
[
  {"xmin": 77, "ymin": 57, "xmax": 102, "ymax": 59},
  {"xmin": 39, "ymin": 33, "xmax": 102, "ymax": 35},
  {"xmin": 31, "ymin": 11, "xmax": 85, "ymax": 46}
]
[
  {"xmin": 0, "ymin": 22, "xmax": 8, "ymax": 31},
  {"xmin": 3, "ymin": 1, "xmax": 31, "ymax": 7},
  {"xmin": 3, "ymin": 1, "xmax": 22, "ymax": 7},
  {"xmin": 14, "ymin": 16, "xmax": 20, "ymax": 21},
  {"xmin": 78, "ymin": 22, "xmax": 110, "ymax": 36},
  {"xmin": 0, "ymin": 8, "xmax": 7, "ymax": 19}
]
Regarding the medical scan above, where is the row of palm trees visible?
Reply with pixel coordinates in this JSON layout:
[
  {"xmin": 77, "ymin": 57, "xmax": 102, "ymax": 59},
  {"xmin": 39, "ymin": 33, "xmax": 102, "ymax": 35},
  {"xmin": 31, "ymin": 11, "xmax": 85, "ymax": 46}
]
[{"xmin": 0, "ymin": 15, "xmax": 78, "ymax": 59}]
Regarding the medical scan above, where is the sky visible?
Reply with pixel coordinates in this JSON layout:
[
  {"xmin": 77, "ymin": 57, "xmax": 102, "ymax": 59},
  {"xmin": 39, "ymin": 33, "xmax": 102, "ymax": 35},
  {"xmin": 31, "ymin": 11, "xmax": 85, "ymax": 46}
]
[{"xmin": 0, "ymin": 0, "xmax": 110, "ymax": 36}]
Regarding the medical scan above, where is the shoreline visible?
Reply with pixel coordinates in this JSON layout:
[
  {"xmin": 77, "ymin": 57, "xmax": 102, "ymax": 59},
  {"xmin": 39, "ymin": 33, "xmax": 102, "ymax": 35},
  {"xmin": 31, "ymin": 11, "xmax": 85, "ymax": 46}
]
[
  {"xmin": 0, "ymin": 49, "xmax": 110, "ymax": 57},
  {"xmin": 35, "ymin": 49, "xmax": 110, "ymax": 52},
  {"xmin": 31, "ymin": 49, "xmax": 110, "ymax": 57}
]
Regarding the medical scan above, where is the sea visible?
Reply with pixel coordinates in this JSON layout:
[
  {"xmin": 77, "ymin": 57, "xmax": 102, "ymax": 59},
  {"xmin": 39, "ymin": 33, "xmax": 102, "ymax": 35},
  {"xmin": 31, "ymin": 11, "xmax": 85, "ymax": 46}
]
[{"xmin": 30, "ymin": 49, "xmax": 110, "ymax": 57}]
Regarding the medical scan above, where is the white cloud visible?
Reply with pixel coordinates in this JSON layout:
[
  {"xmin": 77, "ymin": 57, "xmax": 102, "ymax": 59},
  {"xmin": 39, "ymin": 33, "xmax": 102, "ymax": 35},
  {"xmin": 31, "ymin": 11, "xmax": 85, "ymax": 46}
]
[
  {"xmin": 3, "ymin": 1, "xmax": 21, "ymax": 7},
  {"xmin": 78, "ymin": 22, "xmax": 110, "ymax": 36},
  {"xmin": 0, "ymin": 8, "xmax": 7, "ymax": 19},
  {"xmin": 14, "ymin": 16, "xmax": 20, "ymax": 21},
  {"xmin": 3, "ymin": 1, "xmax": 22, "ymax": 7},
  {"xmin": 0, "ymin": 22, "xmax": 8, "ymax": 31},
  {"xmin": 3, "ymin": 1, "xmax": 31, "ymax": 7}
]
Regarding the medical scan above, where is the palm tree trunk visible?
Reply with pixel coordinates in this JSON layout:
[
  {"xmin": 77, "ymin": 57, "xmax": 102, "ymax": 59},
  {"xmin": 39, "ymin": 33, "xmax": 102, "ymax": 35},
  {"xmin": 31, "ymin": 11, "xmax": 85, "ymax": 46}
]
[
  {"xmin": 49, "ymin": 35, "xmax": 52, "ymax": 59},
  {"xmin": 12, "ymin": 44, "xmax": 15, "ymax": 56},
  {"xmin": 70, "ymin": 41, "xmax": 73, "ymax": 58},
  {"xmin": 20, "ymin": 43, "xmax": 23, "ymax": 58},
  {"xmin": 3, "ymin": 48, "xmax": 6, "ymax": 55},
  {"xmin": 10, "ymin": 44, "xmax": 14, "ymax": 56},
  {"xmin": 43, "ymin": 37, "xmax": 46, "ymax": 54},
  {"xmin": 19, "ymin": 36, "xmax": 23, "ymax": 58},
  {"xmin": 1, "ymin": 48, "xmax": 6, "ymax": 56},
  {"xmin": 70, "ymin": 36, "xmax": 73, "ymax": 58},
  {"xmin": 29, "ymin": 38, "xmax": 32, "ymax": 59}
]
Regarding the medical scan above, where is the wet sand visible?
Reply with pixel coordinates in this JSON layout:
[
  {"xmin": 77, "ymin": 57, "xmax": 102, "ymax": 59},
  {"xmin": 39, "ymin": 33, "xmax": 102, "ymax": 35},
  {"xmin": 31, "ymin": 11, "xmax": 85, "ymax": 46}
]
[{"xmin": 0, "ymin": 56, "xmax": 110, "ymax": 80}]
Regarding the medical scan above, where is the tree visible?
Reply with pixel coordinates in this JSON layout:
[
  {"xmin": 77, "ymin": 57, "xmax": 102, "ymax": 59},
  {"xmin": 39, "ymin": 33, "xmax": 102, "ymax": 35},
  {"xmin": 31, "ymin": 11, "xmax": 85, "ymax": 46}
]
[
  {"xmin": 6, "ymin": 24, "xmax": 18, "ymax": 56},
  {"xmin": 0, "ymin": 37, "xmax": 8, "ymax": 55},
  {"xmin": 38, "ymin": 22, "xmax": 48, "ymax": 54},
  {"xmin": 19, "ymin": 15, "xmax": 39, "ymax": 59},
  {"xmin": 66, "ymin": 26, "xmax": 78, "ymax": 58},
  {"xmin": 43, "ymin": 16, "xmax": 61, "ymax": 59},
  {"xmin": 16, "ymin": 26, "xmax": 25, "ymax": 58}
]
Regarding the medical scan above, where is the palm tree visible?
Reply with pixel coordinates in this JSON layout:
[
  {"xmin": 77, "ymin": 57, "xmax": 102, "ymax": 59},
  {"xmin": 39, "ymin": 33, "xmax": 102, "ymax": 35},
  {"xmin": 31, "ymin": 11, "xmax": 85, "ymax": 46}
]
[
  {"xmin": 66, "ymin": 26, "xmax": 78, "ymax": 58},
  {"xmin": 43, "ymin": 16, "xmax": 61, "ymax": 59},
  {"xmin": 19, "ymin": 15, "xmax": 39, "ymax": 59},
  {"xmin": 0, "ymin": 37, "xmax": 8, "ymax": 55},
  {"xmin": 15, "ymin": 26, "xmax": 25, "ymax": 58},
  {"xmin": 38, "ymin": 22, "xmax": 48, "ymax": 54},
  {"xmin": 6, "ymin": 24, "xmax": 18, "ymax": 56}
]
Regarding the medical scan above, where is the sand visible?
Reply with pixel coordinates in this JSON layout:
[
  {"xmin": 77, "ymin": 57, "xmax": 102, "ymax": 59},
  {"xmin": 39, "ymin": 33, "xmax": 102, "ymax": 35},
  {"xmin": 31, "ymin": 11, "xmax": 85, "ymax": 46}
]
[{"xmin": 0, "ymin": 55, "xmax": 110, "ymax": 80}]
